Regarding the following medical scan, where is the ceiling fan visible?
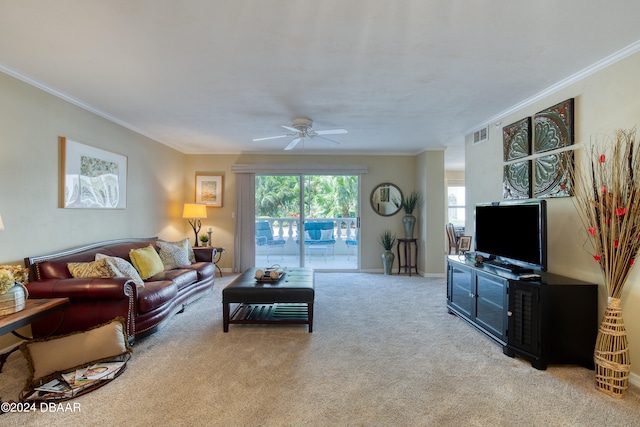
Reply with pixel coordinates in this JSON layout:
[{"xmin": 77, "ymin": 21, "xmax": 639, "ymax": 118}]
[{"xmin": 253, "ymin": 117, "xmax": 347, "ymax": 150}]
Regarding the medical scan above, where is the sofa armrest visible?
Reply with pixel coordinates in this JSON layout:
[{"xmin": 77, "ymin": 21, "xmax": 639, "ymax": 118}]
[{"xmin": 194, "ymin": 247, "xmax": 216, "ymax": 263}]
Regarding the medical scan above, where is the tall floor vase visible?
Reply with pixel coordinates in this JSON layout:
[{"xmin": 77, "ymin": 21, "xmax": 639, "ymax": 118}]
[
  {"xmin": 381, "ymin": 250, "xmax": 394, "ymax": 275},
  {"xmin": 403, "ymin": 214, "xmax": 416, "ymax": 239},
  {"xmin": 594, "ymin": 297, "xmax": 630, "ymax": 398}
]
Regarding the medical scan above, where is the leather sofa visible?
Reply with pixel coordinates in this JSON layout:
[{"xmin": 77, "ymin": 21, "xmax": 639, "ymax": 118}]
[{"xmin": 24, "ymin": 237, "xmax": 215, "ymax": 343}]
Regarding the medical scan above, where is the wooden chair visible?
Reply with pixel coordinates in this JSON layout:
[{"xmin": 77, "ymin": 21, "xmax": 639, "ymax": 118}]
[{"xmin": 446, "ymin": 223, "xmax": 459, "ymax": 254}]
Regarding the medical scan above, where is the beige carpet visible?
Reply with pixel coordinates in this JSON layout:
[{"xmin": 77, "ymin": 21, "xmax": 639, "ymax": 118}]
[{"xmin": 2, "ymin": 273, "xmax": 640, "ymax": 426}]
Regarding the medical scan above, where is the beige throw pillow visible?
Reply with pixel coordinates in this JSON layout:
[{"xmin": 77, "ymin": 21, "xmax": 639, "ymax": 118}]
[
  {"xmin": 20, "ymin": 318, "xmax": 130, "ymax": 383},
  {"xmin": 157, "ymin": 240, "xmax": 192, "ymax": 270},
  {"xmin": 95, "ymin": 253, "xmax": 145, "ymax": 289},
  {"xmin": 159, "ymin": 238, "xmax": 195, "ymax": 263},
  {"xmin": 67, "ymin": 259, "xmax": 112, "ymax": 279}
]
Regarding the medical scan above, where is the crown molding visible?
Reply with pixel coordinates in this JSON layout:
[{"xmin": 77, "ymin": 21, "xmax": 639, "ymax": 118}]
[
  {"xmin": 466, "ymin": 39, "xmax": 640, "ymax": 135},
  {"xmin": 0, "ymin": 62, "xmax": 181, "ymax": 150}
]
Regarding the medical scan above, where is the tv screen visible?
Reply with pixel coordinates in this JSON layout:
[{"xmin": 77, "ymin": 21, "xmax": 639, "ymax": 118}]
[{"xmin": 474, "ymin": 200, "xmax": 547, "ymax": 271}]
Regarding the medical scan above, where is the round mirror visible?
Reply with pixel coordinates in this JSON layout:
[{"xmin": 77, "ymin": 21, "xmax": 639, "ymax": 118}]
[{"xmin": 370, "ymin": 183, "xmax": 403, "ymax": 216}]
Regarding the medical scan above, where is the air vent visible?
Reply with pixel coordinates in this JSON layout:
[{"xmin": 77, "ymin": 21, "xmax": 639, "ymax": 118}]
[{"xmin": 473, "ymin": 126, "xmax": 489, "ymax": 144}]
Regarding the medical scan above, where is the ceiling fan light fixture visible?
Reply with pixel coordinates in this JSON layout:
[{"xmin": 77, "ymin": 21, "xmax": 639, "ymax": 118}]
[{"xmin": 254, "ymin": 116, "xmax": 347, "ymax": 150}]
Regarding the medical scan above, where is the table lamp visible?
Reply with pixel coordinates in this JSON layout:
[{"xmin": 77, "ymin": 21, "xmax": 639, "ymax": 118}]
[
  {"xmin": 183, "ymin": 203, "xmax": 207, "ymax": 247},
  {"xmin": 0, "ymin": 214, "xmax": 4, "ymax": 231}
]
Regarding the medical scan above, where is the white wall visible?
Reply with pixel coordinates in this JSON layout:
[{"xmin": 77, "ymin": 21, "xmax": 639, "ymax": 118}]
[
  {"xmin": 184, "ymin": 153, "xmax": 445, "ymax": 273},
  {"xmin": 0, "ymin": 72, "xmax": 187, "ymax": 349},
  {"xmin": 465, "ymin": 51, "xmax": 640, "ymax": 380}
]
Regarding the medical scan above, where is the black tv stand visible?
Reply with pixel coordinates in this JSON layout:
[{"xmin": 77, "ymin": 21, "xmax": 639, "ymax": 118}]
[
  {"xmin": 447, "ymin": 256, "xmax": 597, "ymax": 370},
  {"xmin": 482, "ymin": 259, "xmax": 533, "ymax": 274}
]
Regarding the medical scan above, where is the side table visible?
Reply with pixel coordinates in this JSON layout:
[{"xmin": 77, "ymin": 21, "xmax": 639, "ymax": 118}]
[
  {"xmin": 213, "ymin": 247, "xmax": 224, "ymax": 277},
  {"xmin": 397, "ymin": 238, "xmax": 418, "ymax": 276},
  {"xmin": 0, "ymin": 298, "xmax": 70, "ymax": 372}
]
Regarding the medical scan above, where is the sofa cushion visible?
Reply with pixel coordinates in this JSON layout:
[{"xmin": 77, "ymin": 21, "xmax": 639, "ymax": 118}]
[
  {"xmin": 95, "ymin": 254, "xmax": 145, "ymax": 289},
  {"xmin": 148, "ymin": 269, "xmax": 198, "ymax": 290},
  {"xmin": 137, "ymin": 281, "xmax": 178, "ymax": 313},
  {"xmin": 67, "ymin": 259, "xmax": 112, "ymax": 279},
  {"xmin": 187, "ymin": 262, "xmax": 216, "ymax": 282},
  {"xmin": 129, "ymin": 245, "xmax": 164, "ymax": 280},
  {"xmin": 157, "ymin": 240, "xmax": 191, "ymax": 270}
]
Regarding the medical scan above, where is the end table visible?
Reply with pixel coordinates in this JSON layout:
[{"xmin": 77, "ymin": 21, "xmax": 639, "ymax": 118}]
[{"xmin": 397, "ymin": 238, "xmax": 418, "ymax": 276}]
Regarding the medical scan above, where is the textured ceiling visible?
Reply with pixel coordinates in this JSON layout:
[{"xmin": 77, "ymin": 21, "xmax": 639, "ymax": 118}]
[{"xmin": 2, "ymin": 1, "xmax": 640, "ymax": 170}]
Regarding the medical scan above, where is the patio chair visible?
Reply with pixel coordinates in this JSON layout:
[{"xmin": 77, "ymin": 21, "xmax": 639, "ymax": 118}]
[
  {"xmin": 346, "ymin": 229, "xmax": 358, "ymax": 260},
  {"xmin": 256, "ymin": 221, "xmax": 286, "ymax": 261}
]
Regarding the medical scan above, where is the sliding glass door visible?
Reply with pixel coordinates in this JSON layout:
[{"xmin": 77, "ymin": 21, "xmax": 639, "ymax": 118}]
[{"xmin": 255, "ymin": 174, "xmax": 359, "ymax": 270}]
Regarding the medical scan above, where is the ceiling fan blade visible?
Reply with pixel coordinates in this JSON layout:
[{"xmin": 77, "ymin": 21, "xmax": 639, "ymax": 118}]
[
  {"xmin": 252, "ymin": 134, "xmax": 290, "ymax": 142},
  {"xmin": 281, "ymin": 125, "xmax": 300, "ymax": 133},
  {"xmin": 314, "ymin": 129, "xmax": 348, "ymax": 135},
  {"xmin": 316, "ymin": 135, "xmax": 340, "ymax": 145},
  {"xmin": 284, "ymin": 137, "xmax": 302, "ymax": 150}
]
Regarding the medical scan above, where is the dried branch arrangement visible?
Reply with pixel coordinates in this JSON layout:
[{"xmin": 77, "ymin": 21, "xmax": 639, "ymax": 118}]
[
  {"xmin": 572, "ymin": 128, "xmax": 640, "ymax": 297},
  {"xmin": 569, "ymin": 127, "xmax": 640, "ymax": 397}
]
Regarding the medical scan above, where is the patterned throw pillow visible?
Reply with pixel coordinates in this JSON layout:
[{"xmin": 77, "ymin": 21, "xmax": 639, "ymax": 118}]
[
  {"xmin": 157, "ymin": 240, "xmax": 192, "ymax": 270},
  {"xmin": 129, "ymin": 245, "xmax": 164, "ymax": 280},
  {"xmin": 95, "ymin": 254, "xmax": 145, "ymax": 289},
  {"xmin": 67, "ymin": 259, "xmax": 112, "ymax": 279},
  {"xmin": 159, "ymin": 238, "xmax": 195, "ymax": 263}
]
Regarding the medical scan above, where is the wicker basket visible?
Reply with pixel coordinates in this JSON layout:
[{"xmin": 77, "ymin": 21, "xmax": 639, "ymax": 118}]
[
  {"xmin": 0, "ymin": 283, "xmax": 28, "ymax": 316},
  {"xmin": 594, "ymin": 297, "xmax": 630, "ymax": 398}
]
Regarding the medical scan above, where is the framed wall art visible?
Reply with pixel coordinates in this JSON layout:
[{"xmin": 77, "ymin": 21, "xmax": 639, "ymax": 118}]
[
  {"xmin": 503, "ymin": 160, "xmax": 531, "ymax": 200},
  {"xmin": 59, "ymin": 137, "xmax": 127, "ymax": 209},
  {"xmin": 534, "ymin": 150, "xmax": 573, "ymax": 198},
  {"xmin": 503, "ymin": 117, "xmax": 531, "ymax": 161},
  {"xmin": 195, "ymin": 174, "xmax": 223, "ymax": 207},
  {"xmin": 534, "ymin": 98, "xmax": 574, "ymax": 153}
]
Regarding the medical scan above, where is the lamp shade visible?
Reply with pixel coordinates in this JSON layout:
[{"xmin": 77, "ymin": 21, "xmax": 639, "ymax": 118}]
[
  {"xmin": 0, "ymin": 214, "xmax": 4, "ymax": 230},
  {"xmin": 182, "ymin": 203, "xmax": 207, "ymax": 219}
]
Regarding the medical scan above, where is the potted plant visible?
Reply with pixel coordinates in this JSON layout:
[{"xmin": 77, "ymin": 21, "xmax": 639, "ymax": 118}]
[
  {"xmin": 393, "ymin": 190, "xmax": 423, "ymax": 239},
  {"xmin": 378, "ymin": 229, "xmax": 397, "ymax": 275},
  {"xmin": 199, "ymin": 234, "xmax": 209, "ymax": 247}
]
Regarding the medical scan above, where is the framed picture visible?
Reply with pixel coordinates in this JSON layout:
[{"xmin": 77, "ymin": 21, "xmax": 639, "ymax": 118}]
[
  {"xmin": 458, "ymin": 236, "xmax": 472, "ymax": 253},
  {"xmin": 196, "ymin": 174, "xmax": 223, "ymax": 207},
  {"xmin": 59, "ymin": 137, "xmax": 127, "ymax": 209}
]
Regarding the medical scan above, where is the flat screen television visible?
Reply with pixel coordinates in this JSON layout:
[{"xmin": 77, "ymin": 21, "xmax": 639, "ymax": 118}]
[{"xmin": 474, "ymin": 200, "xmax": 547, "ymax": 272}]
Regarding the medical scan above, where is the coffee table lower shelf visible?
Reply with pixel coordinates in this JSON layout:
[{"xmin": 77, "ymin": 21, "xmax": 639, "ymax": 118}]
[{"xmin": 227, "ymin": 303, "xmax": 312, "ymax": 331}]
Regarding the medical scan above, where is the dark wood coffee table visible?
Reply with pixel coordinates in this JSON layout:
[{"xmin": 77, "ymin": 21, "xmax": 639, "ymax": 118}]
[{"xmin": 222, "ymin": 267, "xmax": 314, "ymax": 332}]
